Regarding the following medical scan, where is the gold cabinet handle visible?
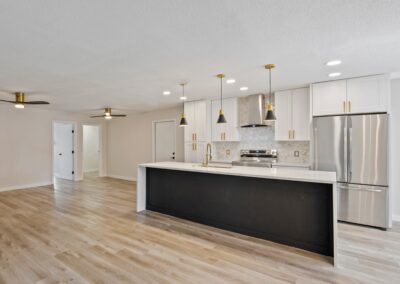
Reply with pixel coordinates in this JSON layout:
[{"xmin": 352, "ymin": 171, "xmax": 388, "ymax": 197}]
[
  {"xmin": 223, "ymin": 132, "xmax": 226, "ymax": 141},
  {"xmin": 348, "ymin": 101, "xmax": 351, "ymax": 113},
  {"xmin": 293, "ymin": 130, "xmax": 295, "ymax": 140},
  {"xmin": 289, "ymin": 130, "xmax": 291, "ymax": 139},
  {"xmin": 195, "ymin": 143, "xmax": 197, "ymax": 151},
  {"xmin": 194, "ymin": 133, "xmax": 197, "ymax": 141},
  {"xmin": 343, "ymin": 101, "xmax": 346, "ymax": 113}
]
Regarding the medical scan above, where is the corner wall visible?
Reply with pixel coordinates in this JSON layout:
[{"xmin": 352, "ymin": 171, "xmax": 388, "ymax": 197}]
[{"xmin": 106, "ymin": 106, "xmax": 184, "ymax": 181}]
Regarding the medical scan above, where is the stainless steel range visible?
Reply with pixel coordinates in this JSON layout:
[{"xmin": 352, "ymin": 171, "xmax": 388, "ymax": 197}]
[{"xmin": 233, "ymin": 149, "xmax": 277, "ymax": 168}]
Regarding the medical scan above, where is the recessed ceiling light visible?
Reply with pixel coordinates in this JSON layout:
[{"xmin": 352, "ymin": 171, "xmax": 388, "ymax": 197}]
[
  {"xmin": 226, "ymin": 79, "xmax": 236, "ymax": 84},
  {"xmin": 326, "ymin": 60, "xmax": 342, "ymax": 66},
  {"xmin": 328, "ymin": 72, "xmax": 342, "ymax": 77},
  {"xmin": 180, "ymin": 96, "xmax": 187, "ymax": 100},
  {"xmin": 163, "ymin": 91, "xmax": 171, "ymax": 96},
  {"xmin": 240, "ymin": 86, "xmax": 248, "ymax": 91}
]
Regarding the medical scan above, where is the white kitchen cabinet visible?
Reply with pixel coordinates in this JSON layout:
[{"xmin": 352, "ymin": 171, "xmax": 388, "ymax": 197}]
[
  {"xmin": 312, "ymin": 80, "xmax": 347, "ymax": 116},
  {"xmin": 184, "ymin": 141, "xmax": 206, "ymax": 164},
  {"xmin": 184, "ymin": 100, "xmax": 210, "ymax": 142},
  {"xmin": 275, "ymin": 87, "xmax": 310, "ymax": 141},
  {"xmin": 184, "ymin": 100, "xmax": 210, "ymax": 163},
  {"xmin": 346, "ymin": 74, "xmax": 389, "ymax": 114},
  {"xmin": 312, "ymin": 74, "xmax": 390, "ymax": 116},
  {"xmin": 211, "ymin": 98, "xmax": 240, "ymax": 142}
]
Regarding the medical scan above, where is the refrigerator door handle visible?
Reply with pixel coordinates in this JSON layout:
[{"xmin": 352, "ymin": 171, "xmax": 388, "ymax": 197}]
[
  {"xmin": 344, "ymin": 127, "xmax": 348, "ymax": 182},
  {"xmin": 338, "ymin": 184, "xmax": 383, "ymax": 193},
  {"xmin": 348, "ymin": 127, "xmax": 353, "ymax": 182}
]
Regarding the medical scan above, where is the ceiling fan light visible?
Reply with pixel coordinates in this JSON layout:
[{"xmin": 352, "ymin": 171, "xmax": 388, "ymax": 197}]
[{"xmin": 15, "ymin": 103, "xmax": 24, "ymax": 109}]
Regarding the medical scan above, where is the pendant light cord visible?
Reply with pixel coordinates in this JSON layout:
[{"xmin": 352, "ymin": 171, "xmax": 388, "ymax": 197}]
[
  {"xmin": 269, "ymin": 67, "xmax": 272, "ymax": 103},
  {"xmin": 182, "ymin": 84, "xmax": 185, "ymax": 112},
  {"xmin": 220, "ymin": 77, "xmax": 223, "ymax": 110}
]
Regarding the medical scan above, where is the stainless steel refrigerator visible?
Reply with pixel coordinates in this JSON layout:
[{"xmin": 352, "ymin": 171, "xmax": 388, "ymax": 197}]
[{"xmin": 313, "ymin": 113, "xmax": 389, "ymax": 228}]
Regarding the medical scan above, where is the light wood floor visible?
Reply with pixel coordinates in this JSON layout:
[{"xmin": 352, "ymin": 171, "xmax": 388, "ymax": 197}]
[{"xmin": 0, "ymin": 174, "xmax": 399, "ymax": 284}]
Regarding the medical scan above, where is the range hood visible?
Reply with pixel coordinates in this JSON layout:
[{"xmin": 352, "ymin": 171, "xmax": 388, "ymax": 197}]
[{"xmin": 241, "ymin": 94, "xmax": 268, "ymax": 127}]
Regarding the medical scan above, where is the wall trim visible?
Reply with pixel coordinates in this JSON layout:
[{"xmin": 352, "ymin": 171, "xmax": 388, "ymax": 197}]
[
  {"xmin": 107, "ymin": 174, "xmax": 136, "ymax": 182},
  {"xmin": 0, "ymin": 181, "xmax": 53, "ymax": 193},
  {"xmin": 392, "ymin": 214, "xmax": 400, "ymax": 222}
]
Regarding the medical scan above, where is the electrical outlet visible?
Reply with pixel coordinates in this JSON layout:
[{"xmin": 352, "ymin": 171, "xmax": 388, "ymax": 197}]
[
  {"xmin": 226, "ymin": 149, "xmax": 231, "ymax": 156},
  {"xmin": 294, "ymin": 150, "xmax": 300, "ymax": 157}
]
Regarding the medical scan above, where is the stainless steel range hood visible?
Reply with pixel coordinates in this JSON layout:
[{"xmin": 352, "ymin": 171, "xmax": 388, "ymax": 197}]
[{"xmin": 241, "ymin": 94, "xmax": 267, "ymax": 127}]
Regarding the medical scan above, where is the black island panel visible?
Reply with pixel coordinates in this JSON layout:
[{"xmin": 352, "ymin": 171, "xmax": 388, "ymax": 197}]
[{"xmin": 146, "ymin": 168, "xmax": 333, "ymax": 256}]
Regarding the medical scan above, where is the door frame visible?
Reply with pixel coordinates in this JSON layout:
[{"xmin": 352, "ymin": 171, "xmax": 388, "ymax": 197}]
[
  {"xmin": 82, "ymin": 123, "xmax": 104, "ymax": 177},
  {"xmin": 52, "ymin": 120, "xmax": 78, "ymax": 181},
  {"xmin": 152, "ymin": 119, "xmax": 176, "ymax": 162}
]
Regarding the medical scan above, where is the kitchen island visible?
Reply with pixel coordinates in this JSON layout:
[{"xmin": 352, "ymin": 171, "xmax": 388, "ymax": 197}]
[{"xmin": 137, "ymin": 162, "xmax": 337, "ymax": 265}]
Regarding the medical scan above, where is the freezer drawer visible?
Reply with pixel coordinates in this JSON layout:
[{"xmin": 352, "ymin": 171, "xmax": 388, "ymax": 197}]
[{"xmin": 338, "ymin": 183, "xmax": 388, "ymax": 228}]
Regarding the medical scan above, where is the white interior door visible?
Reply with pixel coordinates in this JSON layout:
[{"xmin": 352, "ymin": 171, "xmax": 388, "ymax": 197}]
[
  {"xmin": 154, "ymin": 120, "xmax": 176, "ymax": 162},
  {"xmin": 54, "ymin": 122, "xmax": 74, "ymax": 180}
]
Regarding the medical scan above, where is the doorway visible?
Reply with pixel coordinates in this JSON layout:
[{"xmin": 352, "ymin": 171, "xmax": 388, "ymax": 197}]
[
  {"xmin": 83, "ymin": 125, "xmax": 100, "ymax": 178},
  {"xmin": 53, "ymin": 121, "xmax": 75, "ymax": 180},
  {"xmin": 153, "ymin": 120, "xmax": 176, "ymax": 162}
]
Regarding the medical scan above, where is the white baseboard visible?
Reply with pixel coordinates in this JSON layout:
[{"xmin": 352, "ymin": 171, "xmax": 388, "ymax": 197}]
[
  {"xmin": 107, "ymin": 174, "xmax": 136, "ymax": 182},
  {"xmin": 392, "ymin": 214, "xmax": 400, "ymax": 222},
  {"xmin": 0, "ymin": 181, "xmax": 53, "ymax": 193}
]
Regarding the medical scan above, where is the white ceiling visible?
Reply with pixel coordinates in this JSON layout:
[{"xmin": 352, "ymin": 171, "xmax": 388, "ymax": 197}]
[{"xmin": 0, "ymin": 0, "xmax": 399, "ymax": 114}]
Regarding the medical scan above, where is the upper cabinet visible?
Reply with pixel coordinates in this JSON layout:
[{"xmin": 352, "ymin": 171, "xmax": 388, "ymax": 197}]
[
  {"xmin": 312, "ymin": 74, "xmax": 390, "ymax": 116},
  {"xmin": 346, "ymin": 75, "xmax": 390, "ymax": 114},
  {"xmin": 184, "ymin": 100, "xmax": 210, "ymax": 142},
  {"xmin": 211, "ymin": 98, "xmax": 240, "ymax": 142},
  {"xmin": 312, "ymin": 80, "xmax": 347, "ymax": 116},
  {"xmin": 183, "ymin": 100, "xmax": 210, "ymax": 163},
  {"xmin": 275, "ymin": 87, "xmax": 310, "ymax": 141}
]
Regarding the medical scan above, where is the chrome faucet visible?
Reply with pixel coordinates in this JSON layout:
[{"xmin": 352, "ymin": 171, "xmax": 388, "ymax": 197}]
[{"xmin": 203, "ymin": 143, "xmax": 212, "ymax": 167}]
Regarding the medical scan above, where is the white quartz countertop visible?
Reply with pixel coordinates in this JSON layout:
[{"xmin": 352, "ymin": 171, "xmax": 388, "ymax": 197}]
[{"xmin": 139, "ymin": 162, "xmax": 336, "ymax": 184}]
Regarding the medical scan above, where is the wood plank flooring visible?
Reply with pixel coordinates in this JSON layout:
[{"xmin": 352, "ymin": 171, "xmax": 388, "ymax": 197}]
[{"xmin": 0, "ymin": 173, "xmax": 399, "ymax": 283}]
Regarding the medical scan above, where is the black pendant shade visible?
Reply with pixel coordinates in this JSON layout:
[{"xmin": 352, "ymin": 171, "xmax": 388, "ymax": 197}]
[
  {"xmin": 265, "ymin": 107, "xmax": 277, "ymax": 121},
  {"xmin": 179, "ymin": 114, "xmax": 188, "ymax": 127},
  {"xmin": 217, "ymin": 110, "xmax": 227, "ymax": 123}
]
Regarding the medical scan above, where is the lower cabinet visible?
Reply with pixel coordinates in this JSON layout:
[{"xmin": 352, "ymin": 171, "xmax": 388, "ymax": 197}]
[{"xmin": 184, "ymin": 142, "xmax": 206, "ymax": 163}]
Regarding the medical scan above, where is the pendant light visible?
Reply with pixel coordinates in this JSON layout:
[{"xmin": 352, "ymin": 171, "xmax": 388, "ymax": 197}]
[
  {"xmin": 216, "ymin": 74, "xmax": 227, "ymax": 123},
  {"xmin": 179, "ymin": 83, "xmax": 188, "ymax": 127},
  {"xmin": 265, "ymin": 64, "xmax": 277, "ymax": 121}
]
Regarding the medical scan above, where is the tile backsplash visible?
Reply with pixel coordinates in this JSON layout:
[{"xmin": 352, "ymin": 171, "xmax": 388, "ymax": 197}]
[{"xmin": 212, "ymin": 126, "xmax": 310, "ymax": 164}]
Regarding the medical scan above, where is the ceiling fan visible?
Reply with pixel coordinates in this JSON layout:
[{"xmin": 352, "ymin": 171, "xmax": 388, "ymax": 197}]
[
  {"xmin": 90, "ymin": 108, "xmax": 127, "ymax": 120},
  {"xmin": 0, "ymin": 92, "xmax": 50, "ymax": 109}
]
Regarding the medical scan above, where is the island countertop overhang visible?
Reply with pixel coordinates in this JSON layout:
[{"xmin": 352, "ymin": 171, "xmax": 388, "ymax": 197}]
[{"xmin": 138, "ymin": 162, "xmax": 336, "ymax": 184}]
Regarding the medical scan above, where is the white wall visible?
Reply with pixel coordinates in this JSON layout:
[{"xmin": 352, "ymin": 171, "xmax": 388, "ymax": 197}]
[
  {"xmin": 0, "ymin": 105, "xmax": 107, "ymax": 191},
  {"xmin": 107, "ymin": 106, "xmax": 184, "ymax": 181},
  {"xmin": 391, "ymin": 79, "xmax": 400, "ymax": 221},
  {"xmin": 83, "ymin": 125, "xmax": 100, "ymax": 173}
]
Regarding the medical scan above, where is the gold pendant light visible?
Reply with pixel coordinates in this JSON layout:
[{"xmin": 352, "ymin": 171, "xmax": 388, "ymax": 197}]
[
  {"xmin": 216, "ymin": 74, "xmax": 227, "ymax": 123},
  {"xmin": 179, "ymin": 83, "xmax": 188, "ymax": 127},
  {"xmin": 265, "ymin": 64, "xmax": 276, "ymax": 121}
]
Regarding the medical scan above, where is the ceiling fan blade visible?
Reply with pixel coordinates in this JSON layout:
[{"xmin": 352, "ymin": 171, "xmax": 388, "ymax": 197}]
[
  {"xmin": 111, "ymin": 114, "xmax": 127, "ymax": 117},
  {"xmin": 90, "ymin": 115, "xmax": 106, "ymax": 118},
  {"xmin": 0, "ymin": 99, "xmax": 16, "ymax": 103},
  {"xmin": 23, "ymin": 101, "xmax": 50, "ymax": 105}
]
